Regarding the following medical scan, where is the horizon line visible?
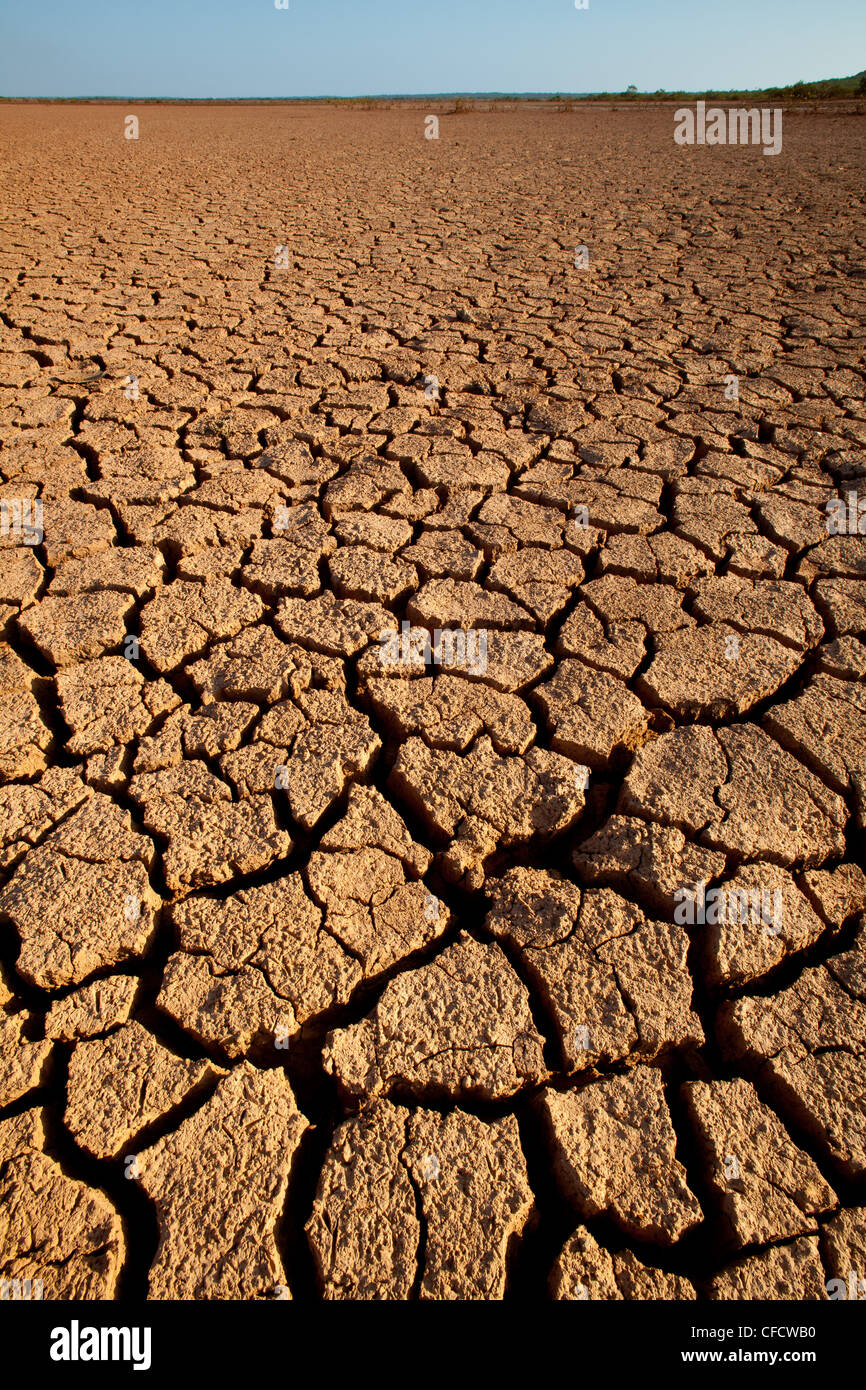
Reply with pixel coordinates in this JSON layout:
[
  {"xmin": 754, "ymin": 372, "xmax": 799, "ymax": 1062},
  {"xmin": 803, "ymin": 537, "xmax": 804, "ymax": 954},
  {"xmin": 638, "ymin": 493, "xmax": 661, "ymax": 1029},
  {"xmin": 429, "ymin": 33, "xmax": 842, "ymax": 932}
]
[{"xmin": 1, "ymin": 74, "xmax": 862, "ymax": 103}]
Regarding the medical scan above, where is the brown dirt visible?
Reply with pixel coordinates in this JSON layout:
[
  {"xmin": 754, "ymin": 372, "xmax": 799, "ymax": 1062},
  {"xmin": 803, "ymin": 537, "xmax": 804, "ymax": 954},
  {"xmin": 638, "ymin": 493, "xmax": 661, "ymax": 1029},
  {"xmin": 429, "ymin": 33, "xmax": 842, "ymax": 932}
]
[{"xmin": 0, "ymin": 102, "xmax": 864, "ymax": 1301}]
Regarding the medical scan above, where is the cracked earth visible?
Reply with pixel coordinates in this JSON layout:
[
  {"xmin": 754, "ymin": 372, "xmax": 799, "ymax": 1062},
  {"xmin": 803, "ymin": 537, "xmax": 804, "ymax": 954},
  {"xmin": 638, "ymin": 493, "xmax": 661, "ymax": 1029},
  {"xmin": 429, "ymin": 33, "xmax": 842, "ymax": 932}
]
[{"xmin": 0, "ymin": 102, "xmax": 865, "ymax": 1301}]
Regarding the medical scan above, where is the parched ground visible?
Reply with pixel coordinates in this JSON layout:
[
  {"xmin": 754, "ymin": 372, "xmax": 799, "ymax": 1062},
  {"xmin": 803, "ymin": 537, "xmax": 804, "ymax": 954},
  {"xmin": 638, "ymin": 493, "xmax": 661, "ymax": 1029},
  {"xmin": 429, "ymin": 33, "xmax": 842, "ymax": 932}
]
[{"xmin": 0, "ymin": 101, "xmax": 865, "ymax": 1302}]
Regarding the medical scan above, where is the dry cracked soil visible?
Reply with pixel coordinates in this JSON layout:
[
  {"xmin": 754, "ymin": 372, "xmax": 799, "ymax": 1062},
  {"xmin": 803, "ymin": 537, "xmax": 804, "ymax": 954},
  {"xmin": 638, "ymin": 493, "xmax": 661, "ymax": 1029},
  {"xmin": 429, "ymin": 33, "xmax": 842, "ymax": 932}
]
[{"xmin": 0, "ymin": 101, "xmax": 865, "ymax": 1303}]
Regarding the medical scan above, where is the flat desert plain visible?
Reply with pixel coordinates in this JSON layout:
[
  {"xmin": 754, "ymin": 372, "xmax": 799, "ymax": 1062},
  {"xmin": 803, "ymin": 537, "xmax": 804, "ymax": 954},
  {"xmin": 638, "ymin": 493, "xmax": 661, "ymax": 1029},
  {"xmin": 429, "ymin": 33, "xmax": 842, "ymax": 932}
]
[{"xmin": 0, "ymin": 102, "xmax": 865, "ymax": 1301}]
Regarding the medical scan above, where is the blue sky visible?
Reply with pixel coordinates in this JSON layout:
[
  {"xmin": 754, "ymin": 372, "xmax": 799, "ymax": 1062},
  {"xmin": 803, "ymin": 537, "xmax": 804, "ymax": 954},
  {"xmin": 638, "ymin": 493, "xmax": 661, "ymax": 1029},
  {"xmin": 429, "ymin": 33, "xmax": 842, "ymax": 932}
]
[{"xmin": 1, "ymin": 0, "xmax": 863, "ymax": 98}]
